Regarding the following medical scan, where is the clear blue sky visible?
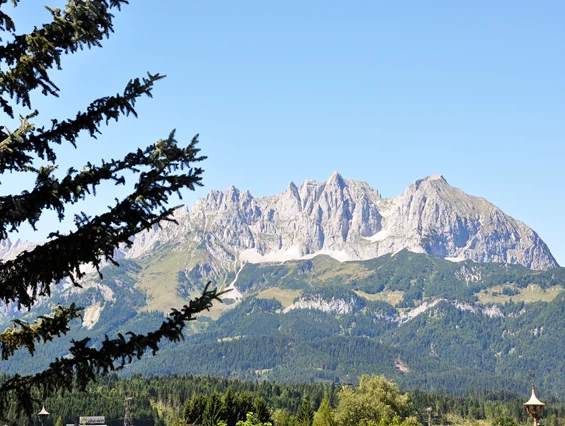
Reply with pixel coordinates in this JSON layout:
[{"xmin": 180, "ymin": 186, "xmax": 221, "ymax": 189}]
[{"xmin": 5, "ymin": 1, "xmax": 565, "ymax": 265}]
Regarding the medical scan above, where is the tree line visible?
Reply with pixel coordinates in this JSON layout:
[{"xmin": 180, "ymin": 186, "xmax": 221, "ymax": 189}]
[{"xmin": 4, "ymin": 374, "xmax": 565, "ymax": 426}]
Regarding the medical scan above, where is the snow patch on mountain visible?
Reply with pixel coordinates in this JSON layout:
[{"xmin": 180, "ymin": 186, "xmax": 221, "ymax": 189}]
[
  {"xmin": 240, "ymin": 248, "xmax": 304, "ymax": 263},
  {"xmin": 445, "ymin": 256, "xmax": 466, "ymax": 263},
  {"xmin": 363, "ymin": 229, "xmax": 391, "ymax": 243}
]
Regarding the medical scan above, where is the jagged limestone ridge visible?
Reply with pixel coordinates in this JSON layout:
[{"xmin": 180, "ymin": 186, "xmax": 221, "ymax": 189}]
[
  {"xmin": 2, "ymin": 173, "xmax": 558, "ymax": 301},
  {"xmin": 113, "ymin": 172, "xmax": 557, "ymax": 272}
]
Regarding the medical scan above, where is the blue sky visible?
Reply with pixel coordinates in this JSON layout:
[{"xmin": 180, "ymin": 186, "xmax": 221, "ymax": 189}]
[{"xmin": 5, "ymin": 1, "xmax": 565, "ymax": 265}]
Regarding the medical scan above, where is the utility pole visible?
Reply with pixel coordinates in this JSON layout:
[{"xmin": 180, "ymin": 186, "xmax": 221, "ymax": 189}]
[
  {"xmin": 426, "ymin": 406, "xmax": 432, "ymax": 426},
  {"xmin": 124, "ymin": 397, "xmax": 134, "ymax": 426}
]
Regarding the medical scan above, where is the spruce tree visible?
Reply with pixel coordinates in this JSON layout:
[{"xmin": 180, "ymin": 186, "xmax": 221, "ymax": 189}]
[
  {"xmin": 202, "ymin": 393, "xmax": 223, "ymax": 426},
  {"xmin": 312, "ymin": 394, "xmax": 335, "ymax": 426},
  {"xmin": 0, "ymin": 0, "xmax": 221, "ymax": 417},
  {"xmin": 222, "ymin": 388, "xmax": 239, "ymax": 426},
  {"xmin": 253, "ymin": 397, "xmax": 271, "ymax": 424},
  {"xmin": 296, "ymin": 399, "xmax": 314, "ymax": 426}
]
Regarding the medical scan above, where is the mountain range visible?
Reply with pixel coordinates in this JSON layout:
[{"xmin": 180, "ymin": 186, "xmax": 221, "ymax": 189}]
[
  {"xmin": 1, "ymin": 173, "xmax": 563, "ymax": 396},
  {"xmin": 116, "ymin": 172, "xmax": 557, "ymax": 271},
  {"xmin": 2, "ymin": 172, "xmax": 557, "ymax": 273}
]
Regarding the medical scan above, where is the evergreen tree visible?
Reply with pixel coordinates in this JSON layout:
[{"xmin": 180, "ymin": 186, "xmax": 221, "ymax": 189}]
[
  {"xmin": 185, "ymin": 394, "xmax": 209, "ymax": 425},
  {"xmin": 296, "ymin": 399, "xmax": 314, "ymax": 426},
  {"xmin": 492, "ymin": 417, "xmax": 518, "ymax": 426},
  {"xmin": 253, "ymin": 397, "xmax": 271, "ymax": 424},
  {"xmin": 312, "ymin": 394, "xmax": 335, "ymax": 426},
  {"xmin": 202, "ymin": 393, "xmax": 224, "ymax": 426},
  {"xmin": 0, "ymin": 0, "xmax": 222, "ymax": 417},
  {"xmin": 236, "ymin": 412, "xmax": 272, "ymax": 426},
  {"xmin": 223, "ymin": 388, "xmax": 239, "ymax": 426},
  {"xmin": 271, "ymin": 409, "xmax": 292, "ymax": 426},
  {"xmin": 236, "ymin": 392, "xmax": 254, "ymax": 422}
]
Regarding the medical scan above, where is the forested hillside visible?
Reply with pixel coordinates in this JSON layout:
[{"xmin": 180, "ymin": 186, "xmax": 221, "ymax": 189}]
[
  {"xmin": 119, "ymin": 252, "xmax": 565, "ymax": 396},
  {"xmin": 3, "ymin": 251, "xmax": 565, "ymax": 396}
]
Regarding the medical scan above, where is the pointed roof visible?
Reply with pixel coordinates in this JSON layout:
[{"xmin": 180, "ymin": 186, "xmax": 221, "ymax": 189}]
[{"xmin": 524, "ymin": 386, "xmax": 545, "ymax": 406}]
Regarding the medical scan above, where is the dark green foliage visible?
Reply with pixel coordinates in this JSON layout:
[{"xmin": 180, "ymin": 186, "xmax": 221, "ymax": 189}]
[
  {"xmin": 254, "ymin": 397, "xmax": 272, "ymax": 424},
  {"xmin": 184, "ymin": 394, "xmax": 208, "ymax": 425},
  {"xmin": 222, "ymin": 388, "xmax": 239, "ymax": 426},
  {"xmin": 116, "ymin": 286, "xmax": 565, "ymax": 397},
  {"xmin": 6, "ymin": 245, "xmax": 565, "ymax": 398},
  {"xmin": 212, "ymin": 297, "xmax": 283, "ymax": 338},
  {"xmin": 297, "ymin": 287, "xmax": 365, "ymax": 310},
  {"xmin": 233, "ymin": 249, "xmax": 565, "ymax": 304},
  {"xmin": 492, "ymin": 416, "xmax": 518, "ymax": 426},
  {"xmin": 152, "ymin": 250, "xmax": 565, "ymax": 395},
  {"xmin": 202, "ymin": 392, "xmax": 223, "ymax": 426},
  {"xmin": 177, "ymin": 265, "xmax": 211, "ymax": 298},
  {"xmin": 0, "ymin": 0, "xmax": 222, "ymax": 417},
  {"xmin": 236, "ymin": 391, "xmax": 254, "ymax": 421},
  {"xmin": 236, "ymin": 264, "xmax": 294, "ymax": 293},
  {"xmin": 0, "ymin": 304, "xmax": 82, "ymax": 360},
  {"xmin": 5, "ymin": 373, "xmax": 565, "ymax": 426},
  {"xmin": 296, "ymin": 398, "xmax": 314, "ymax": 426},
  {"xmin": 177, "ymin": 271, "xmax": 193, "ymax": 298},
  {"xmin": 0, "ymin": 285, "xmax": 223, "ymax": 416},
  {"xmin": 501, "ymin": 287, "xmax": 520, "ymax": 297}
]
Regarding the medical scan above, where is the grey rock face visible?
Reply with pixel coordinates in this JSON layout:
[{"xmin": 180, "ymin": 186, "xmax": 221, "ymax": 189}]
[
  {"xmin": 5, "ymin": 173, "xmax": 556, "ymax": 274},
  {"xmin": 383, "ymin": 175, "xmax": 557, "ymax": 270},
  {"xmin": 118, "ymin": 172, "xmax": 557, "ymax": 271}
]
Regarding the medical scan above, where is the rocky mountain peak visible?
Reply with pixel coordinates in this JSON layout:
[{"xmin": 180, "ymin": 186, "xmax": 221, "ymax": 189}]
[
  {"xmin": 118, "ymin": 173, "xmax": 557, "ymax": 270},
  {"xmin": 422, "ymin": 174, "xmax": 446, "ymax": 182},
  {"xmin": 224, "ymin": 185, "xmax": 242, "ymax": 203},
  {"xmin": 409, "ymin": 174, "xmax": 449, "ymax": 191},
  {"xmin": 327, "ymin": 171, "xmax": 346, "ymax": 189},
  {"xmin": 0, "ymin": 238, "xmax": 39, "ymax": 261},
  {"xmin": 3, "ymin": 174, "xmax": 557, "ymax": 275}
]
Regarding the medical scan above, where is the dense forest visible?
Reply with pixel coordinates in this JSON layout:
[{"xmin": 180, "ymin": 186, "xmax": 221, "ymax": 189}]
[
  {"xmin": 7, "ymin": 374, "xmax": 565, "ymax": 426},
  {"xmin": 5, "ymin": 252, "xmax": 565, "ymax": 397}
]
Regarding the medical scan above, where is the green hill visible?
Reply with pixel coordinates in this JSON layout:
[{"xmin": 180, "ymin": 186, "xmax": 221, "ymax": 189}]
[{"xmin": 3, "ymin": 248, "xmax": 565, "ymax": 397}]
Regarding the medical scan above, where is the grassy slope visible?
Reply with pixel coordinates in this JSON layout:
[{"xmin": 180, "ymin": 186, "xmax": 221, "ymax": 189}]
[{"xmin": 134, "ymin": 242, "xmax": 230, "ymax": 318}]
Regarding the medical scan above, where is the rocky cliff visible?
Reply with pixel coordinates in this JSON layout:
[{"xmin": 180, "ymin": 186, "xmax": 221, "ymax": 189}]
[
  {"xmin": 104, "ymin": 172, "xmax": 558, "ymax": 278},
  {"xmin": 2, "ymin": 173, "xmax": 558, "ymax": 280}
]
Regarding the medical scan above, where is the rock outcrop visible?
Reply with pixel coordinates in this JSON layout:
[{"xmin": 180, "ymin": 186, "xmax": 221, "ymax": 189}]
[{"xmin": 3, "ymin": 173, "xmax": 558, "ymax": 275}]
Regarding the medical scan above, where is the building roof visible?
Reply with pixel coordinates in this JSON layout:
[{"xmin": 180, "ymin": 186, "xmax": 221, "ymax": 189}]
[{"xmin": 524, "ymin": 386, "xmax": 545, "ymax": 406}]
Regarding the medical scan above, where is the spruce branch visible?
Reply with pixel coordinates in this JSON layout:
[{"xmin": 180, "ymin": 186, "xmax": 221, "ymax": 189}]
[
  {"xmin": 0, "ymin": 0, "xmax": 129, "ymax": 116},
  {"xmin": 0, "ymin": 304, "xmax": 83, "ymax": 360},
  {"xmin": 0, "ymin": 109, "xmax": 185, "ymax": 240},
  {"xmin": 0, "ymin": 285, "xmax": 225, "ymax": 416},
  {"xmin": 0, "ymin": 73, "xmax": 164, "ymax": 173},
  {"xmin": 0, "ymin": 133, "xmax": 205, "ymax": 308},
  {"xmin": 0, "ymin": 1, "xmax": 215, "ymax": 419}
]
